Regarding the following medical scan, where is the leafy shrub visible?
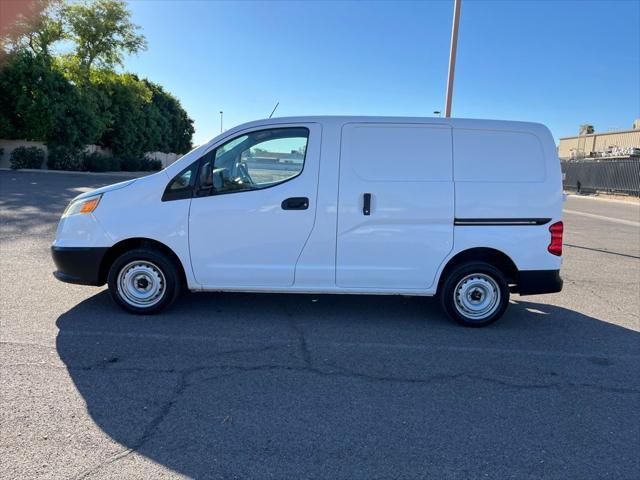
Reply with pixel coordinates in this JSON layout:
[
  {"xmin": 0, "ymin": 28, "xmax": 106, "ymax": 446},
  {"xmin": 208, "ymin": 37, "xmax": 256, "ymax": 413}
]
[
  {"xmin": 117, "ymin": 155, "xmax": 161, "ymax": 172},
  {"xmin": 119, "ymin": 154, "xmax": 142, "ymax": 172},
  {"xmin": 140, "ymin": 157, "xmax": 162, "ymax": 171},
  {"xmin": 117, "ymin": 155, "xmax": 162, "ymax": 172},
  {"xmin": 81, "ymin": 152, "xmax": 120, "ymax": 172},
  {"xmin": 10, "ymin": 146, "xmax": 45, "ymax": 169},
  {"xmin": 47, "ymin": 145, "xmax": 82, "ymax": 171}
]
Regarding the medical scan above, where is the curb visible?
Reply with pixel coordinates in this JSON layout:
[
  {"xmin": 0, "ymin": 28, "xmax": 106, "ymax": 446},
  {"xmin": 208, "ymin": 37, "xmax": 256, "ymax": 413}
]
[
  {"xmin": 0, "ymin": 168, "xmax": 154, "ymax": 178},
  {"xmin": 565, "ymin": 193, "xmax": 640, "ymax": 205}
]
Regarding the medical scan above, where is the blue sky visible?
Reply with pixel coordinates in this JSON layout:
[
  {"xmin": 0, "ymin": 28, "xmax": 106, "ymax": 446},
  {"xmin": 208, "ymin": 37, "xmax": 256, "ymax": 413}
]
[{"xmin": 124, "ymin": 0, "xmax": 640, "ymax": 146}]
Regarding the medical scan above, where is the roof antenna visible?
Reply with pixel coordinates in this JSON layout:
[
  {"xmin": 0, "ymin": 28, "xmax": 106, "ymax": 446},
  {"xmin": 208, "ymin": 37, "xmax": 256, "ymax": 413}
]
[{"xmin": 269, "ymin": 102, "xmax": 279, "ymax": 119}]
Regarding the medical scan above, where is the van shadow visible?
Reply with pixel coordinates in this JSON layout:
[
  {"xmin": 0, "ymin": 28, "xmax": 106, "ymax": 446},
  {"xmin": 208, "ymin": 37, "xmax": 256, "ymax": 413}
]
[{"xmin": 56, "ymin": 292, "xmax": 640, "ymax": 478}]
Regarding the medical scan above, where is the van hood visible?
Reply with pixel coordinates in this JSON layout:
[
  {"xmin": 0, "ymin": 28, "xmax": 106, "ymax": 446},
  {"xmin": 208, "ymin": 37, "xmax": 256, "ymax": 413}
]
[{"xmin": 74, "ymin": 178, "xmax": 137, "ymax": 201}]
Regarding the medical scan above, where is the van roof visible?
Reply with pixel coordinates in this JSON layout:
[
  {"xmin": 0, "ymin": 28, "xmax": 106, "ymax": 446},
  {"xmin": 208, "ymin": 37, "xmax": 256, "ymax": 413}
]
[{"xmin": 208, "ymin": 116, "xmax": 551, "ymax": 148}]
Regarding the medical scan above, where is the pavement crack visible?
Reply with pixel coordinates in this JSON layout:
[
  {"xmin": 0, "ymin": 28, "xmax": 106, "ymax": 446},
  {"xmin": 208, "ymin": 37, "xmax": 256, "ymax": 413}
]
[
  {"xmin": 74, "ymin": 365, "xmax": 203, "ymax": 479},
  {"xmin": 564, "ymin": 243, "xmax": 640, "ymax": 259},
  {"xmin": 62, "ymin": 344, "xmax": 284, "ymax": 374},
  {"xmin": 285, "ymin": 310, "xmax": 312, "ymax": 368},
  {"xmin": 70, "ymin": 344, "xmax": 285, "ymax": 478},
  {"xmin": 192, "ymin": 362, "xmax": 640, "ymax": 395},
  {"xmin": 329, "ymin": 364, "xmax": 640, "ymax": 394},
  {"xmin": 74, "ymin": 447, "xmax": 135, "ymax": 480}
]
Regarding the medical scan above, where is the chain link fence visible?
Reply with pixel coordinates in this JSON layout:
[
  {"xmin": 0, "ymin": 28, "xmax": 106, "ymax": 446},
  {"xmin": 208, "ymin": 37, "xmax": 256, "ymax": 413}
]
[{"xmin": 561, "ymin": 158, "xmax": 640, "ymax": 197}]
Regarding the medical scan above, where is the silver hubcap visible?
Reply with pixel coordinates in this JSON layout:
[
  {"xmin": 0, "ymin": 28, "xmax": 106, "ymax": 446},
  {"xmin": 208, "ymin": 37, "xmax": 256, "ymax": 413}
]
[
  {"xmin": 117, "ymin": 261, "xmax": 166, "ymax": 308},
  {"xmin": 454, "ymin": 273, "xmax": 501, "ymax": 320}
]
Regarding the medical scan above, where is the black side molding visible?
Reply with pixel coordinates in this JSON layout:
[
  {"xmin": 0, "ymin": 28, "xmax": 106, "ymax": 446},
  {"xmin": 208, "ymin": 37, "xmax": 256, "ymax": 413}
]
[{"xmin": 455, "ymin": 218, "xmax": 551, "ymax": 226}]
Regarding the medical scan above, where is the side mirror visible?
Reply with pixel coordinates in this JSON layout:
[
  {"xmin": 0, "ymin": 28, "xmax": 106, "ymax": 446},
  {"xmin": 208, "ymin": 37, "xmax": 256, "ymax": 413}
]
[
  {"xmin": 199, "ymin": 162, "xmax": 213, "ymax": 188},
  {"xmin": 212, "ymin": 168, "xmax": 224, "ymax": 190}
]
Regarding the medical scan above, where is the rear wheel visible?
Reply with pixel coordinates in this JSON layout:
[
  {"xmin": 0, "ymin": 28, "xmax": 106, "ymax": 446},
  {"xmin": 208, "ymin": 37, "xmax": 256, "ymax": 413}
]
[
  {"xmin": 440, "ymin": 261, "xmax": 509, "ymax": 327},
  {"xmin": 107, "ymin": 247, "xmax": 181, "ymax": 314}
]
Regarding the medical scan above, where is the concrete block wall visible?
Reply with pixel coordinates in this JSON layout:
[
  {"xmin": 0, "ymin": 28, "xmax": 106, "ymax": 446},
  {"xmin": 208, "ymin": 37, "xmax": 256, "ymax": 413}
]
[{"xmin": 0, "ymin": 139, "xmax": 181, "ymax": 170}]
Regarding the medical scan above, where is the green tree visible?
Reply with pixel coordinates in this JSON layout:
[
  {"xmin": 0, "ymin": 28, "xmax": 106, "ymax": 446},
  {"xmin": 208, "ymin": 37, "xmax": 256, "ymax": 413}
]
[
  {"xmin": 145, "ymin": 80, "xmax": 194, "ymax": 154},
  {"xmin": 0, "ymin": 0, "xmax": 193, "ymax": 161},
  {"xmin": 93, "ymin": 72, "xmax": 150, "ymax": 157},
  {"xmin": 1, "ymin": 0, "xmax": 64, "ymax": 58},
  {"xmin": 63, "ymin": 0, "xmax": 147, "ymax": 81},
  {"xmin": 0, "ymin": 51, "xmax": 98, "ymax": 147},
  {"xmin": 92, "ymin": 74, "xmax": 193, "ymax": 157}
]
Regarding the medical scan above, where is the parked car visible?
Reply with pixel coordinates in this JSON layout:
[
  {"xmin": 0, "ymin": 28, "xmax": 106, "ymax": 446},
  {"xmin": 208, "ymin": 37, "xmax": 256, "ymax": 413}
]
[{"xmin": 51, "ymin": 116, "xmax": 563, "ymax": 327}]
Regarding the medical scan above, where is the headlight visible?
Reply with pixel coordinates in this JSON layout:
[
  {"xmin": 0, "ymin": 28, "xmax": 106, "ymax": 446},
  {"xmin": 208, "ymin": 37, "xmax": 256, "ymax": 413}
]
[{"xmin": 62, "ymin": 194, "xmax": 102, "ymax": 218}]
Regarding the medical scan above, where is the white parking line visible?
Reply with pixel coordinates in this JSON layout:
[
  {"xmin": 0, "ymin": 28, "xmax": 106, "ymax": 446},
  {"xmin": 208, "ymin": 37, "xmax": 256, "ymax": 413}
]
[{"xmin": 563, "ymin": 209, "xmax": 640, "ymax": 227}]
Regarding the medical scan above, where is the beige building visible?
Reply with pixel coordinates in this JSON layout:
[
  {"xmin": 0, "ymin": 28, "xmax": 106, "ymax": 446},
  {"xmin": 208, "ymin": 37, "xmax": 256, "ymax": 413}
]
[{"xmin": 557, "ymin": 119, "xmax": 640, "ymax": 160}]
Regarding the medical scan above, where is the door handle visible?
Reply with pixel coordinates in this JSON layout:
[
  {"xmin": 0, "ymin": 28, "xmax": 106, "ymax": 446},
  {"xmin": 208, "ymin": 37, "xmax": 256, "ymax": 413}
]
[
  {"xmin": 363, "ymin": 193, "xmax": 371, "ymax": 216},
  {"xmin": 281, "ymin": 197, "xmax": 309, "ymax": 210}
]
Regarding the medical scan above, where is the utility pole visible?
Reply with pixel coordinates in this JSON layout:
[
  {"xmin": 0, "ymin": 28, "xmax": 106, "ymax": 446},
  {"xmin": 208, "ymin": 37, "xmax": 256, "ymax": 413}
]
[
  {"xmin": 219, "ymin": 111, "xmax": 223, "ymax": 133},
  {"xmin": 444, "ymin": 0, "xmax": 462, "ymax": 118}
]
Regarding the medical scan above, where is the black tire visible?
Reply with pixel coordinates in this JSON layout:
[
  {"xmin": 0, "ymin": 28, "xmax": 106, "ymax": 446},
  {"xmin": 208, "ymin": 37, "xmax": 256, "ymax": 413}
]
[
  {"xmin": 439, "ymin": 261, "xmax": 509, "ymax": 327},
  {"xmin": 107, "ymin": 247, "xmax": 181, "ymax": 314}
]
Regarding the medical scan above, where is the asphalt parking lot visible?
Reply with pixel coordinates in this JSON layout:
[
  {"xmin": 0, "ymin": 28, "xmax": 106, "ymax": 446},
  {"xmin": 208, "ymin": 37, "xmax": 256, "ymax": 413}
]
[{"xmin": 1, "ymin": 170, "xmax": 639, "ymax": 479}]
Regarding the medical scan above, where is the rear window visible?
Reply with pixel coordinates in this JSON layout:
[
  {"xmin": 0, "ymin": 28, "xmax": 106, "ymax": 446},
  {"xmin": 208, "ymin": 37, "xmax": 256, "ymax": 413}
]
[{"xmin": 453, "ymin": 129, "xmax": 546, "ymax": 182}]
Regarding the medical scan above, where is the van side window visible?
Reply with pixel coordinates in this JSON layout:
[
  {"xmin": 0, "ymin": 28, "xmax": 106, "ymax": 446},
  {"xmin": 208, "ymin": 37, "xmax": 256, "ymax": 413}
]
[
  {"xmin": 162, "ymin": 161, "xmax": 198, "ymax": 201},
  {"xmin": 200, "ymin": 127, "xmax": 309, "ymax": 195},
  {"xmin": 169, "ymin": 169, "xmax": 193, "ymax": 190}
]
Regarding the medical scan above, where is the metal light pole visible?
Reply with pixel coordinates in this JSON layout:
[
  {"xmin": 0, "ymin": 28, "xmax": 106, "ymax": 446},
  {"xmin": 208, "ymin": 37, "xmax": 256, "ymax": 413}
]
[
  {"xmin": 444, "ymin": 0, "xmax": 462, "ymax": 118},
  {"xmin": 219, "ymin": 111, "xmax": 223, "ymax": 133}
]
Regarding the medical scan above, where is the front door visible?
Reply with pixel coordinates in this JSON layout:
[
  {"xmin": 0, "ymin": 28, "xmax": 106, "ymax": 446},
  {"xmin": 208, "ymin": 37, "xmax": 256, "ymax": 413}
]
[
  {"xmin": 189, "ymin": 124, "xmax": 320, "ymax": 287},
  {"xmin": 336, "ymin": 123, "xmax": 454, "ymax": 290}
]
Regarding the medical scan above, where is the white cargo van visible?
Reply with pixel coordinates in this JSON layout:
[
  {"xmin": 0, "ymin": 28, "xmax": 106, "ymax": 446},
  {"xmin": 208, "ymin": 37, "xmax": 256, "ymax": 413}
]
[{"xmin": 52, "ymin": 116, "xmax": 563, "ymax": 326}]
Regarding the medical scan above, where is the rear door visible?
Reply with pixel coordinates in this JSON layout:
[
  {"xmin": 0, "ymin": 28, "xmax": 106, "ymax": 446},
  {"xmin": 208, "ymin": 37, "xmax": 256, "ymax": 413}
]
[{"xmin": 336, "ymin": 123, "xmax": 454, "ymax": 289}]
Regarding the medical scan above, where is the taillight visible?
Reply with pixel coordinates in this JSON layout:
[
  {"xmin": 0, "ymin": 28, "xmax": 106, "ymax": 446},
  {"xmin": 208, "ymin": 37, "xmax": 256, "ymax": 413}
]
[{"xmin": 548, "ymin": 221, "xmax": 563, "ymax": 256}]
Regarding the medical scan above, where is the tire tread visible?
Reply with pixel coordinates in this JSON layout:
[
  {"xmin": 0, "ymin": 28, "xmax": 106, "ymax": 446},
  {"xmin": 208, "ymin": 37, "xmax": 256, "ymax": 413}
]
[
  {"xmin": 107, "ymin": 247, "xmax": 181, "ymax": 314},
  {"xmin": 439, "ymin": 261, "xmax": 509, "ymax": 327}
]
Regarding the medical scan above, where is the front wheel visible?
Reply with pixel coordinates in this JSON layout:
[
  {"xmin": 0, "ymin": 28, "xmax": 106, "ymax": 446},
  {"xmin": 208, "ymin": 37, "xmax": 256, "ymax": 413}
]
[
  {"xmin": 439, "ymin": 262, "xmax": 510, "ymax": 327},
  {"xmin": 107, "ymin": 247, "xmax": 181, "ymax": 314}
]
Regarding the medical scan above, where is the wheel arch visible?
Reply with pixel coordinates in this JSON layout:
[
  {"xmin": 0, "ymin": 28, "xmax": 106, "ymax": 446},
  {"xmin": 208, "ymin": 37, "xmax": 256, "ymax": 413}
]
[
  {"xmin": 437, "ymin": 247, "xmax": 519, "ymax": 294},
  {"xmin": 98, "ymin": 237, "xmax": 188, "ymax": 286}
]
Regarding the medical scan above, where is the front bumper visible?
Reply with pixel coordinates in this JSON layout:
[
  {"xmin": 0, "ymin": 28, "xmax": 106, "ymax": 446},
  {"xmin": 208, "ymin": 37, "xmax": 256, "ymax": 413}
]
[
  {"xmin": 517, "ymin": 269, "xmax": 563, "ymax": 296},
  {"xmin": 51, "ymin": 246, "xmax": 109, "ymax": 286}
]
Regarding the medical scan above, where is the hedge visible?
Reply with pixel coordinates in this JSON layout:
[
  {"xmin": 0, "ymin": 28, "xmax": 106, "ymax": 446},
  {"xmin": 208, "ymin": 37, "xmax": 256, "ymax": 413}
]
[
  {"xmin": 80, "ymin": 152, "xmax": 121, "ymax": 172},
  {"xmin": 47, "ymin": 146, "xmax": 82, "ymax": 171},
  {"xmin": 10, "ymin": 146, "xmax": 45, "ymax": 169},
  {"xmin": 6, "ymin": 144, "xmax": 163, "ymax": 172},
  {"xmin": 45, "ymin": 147, "xmax": 162, "ymax": 172}
]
